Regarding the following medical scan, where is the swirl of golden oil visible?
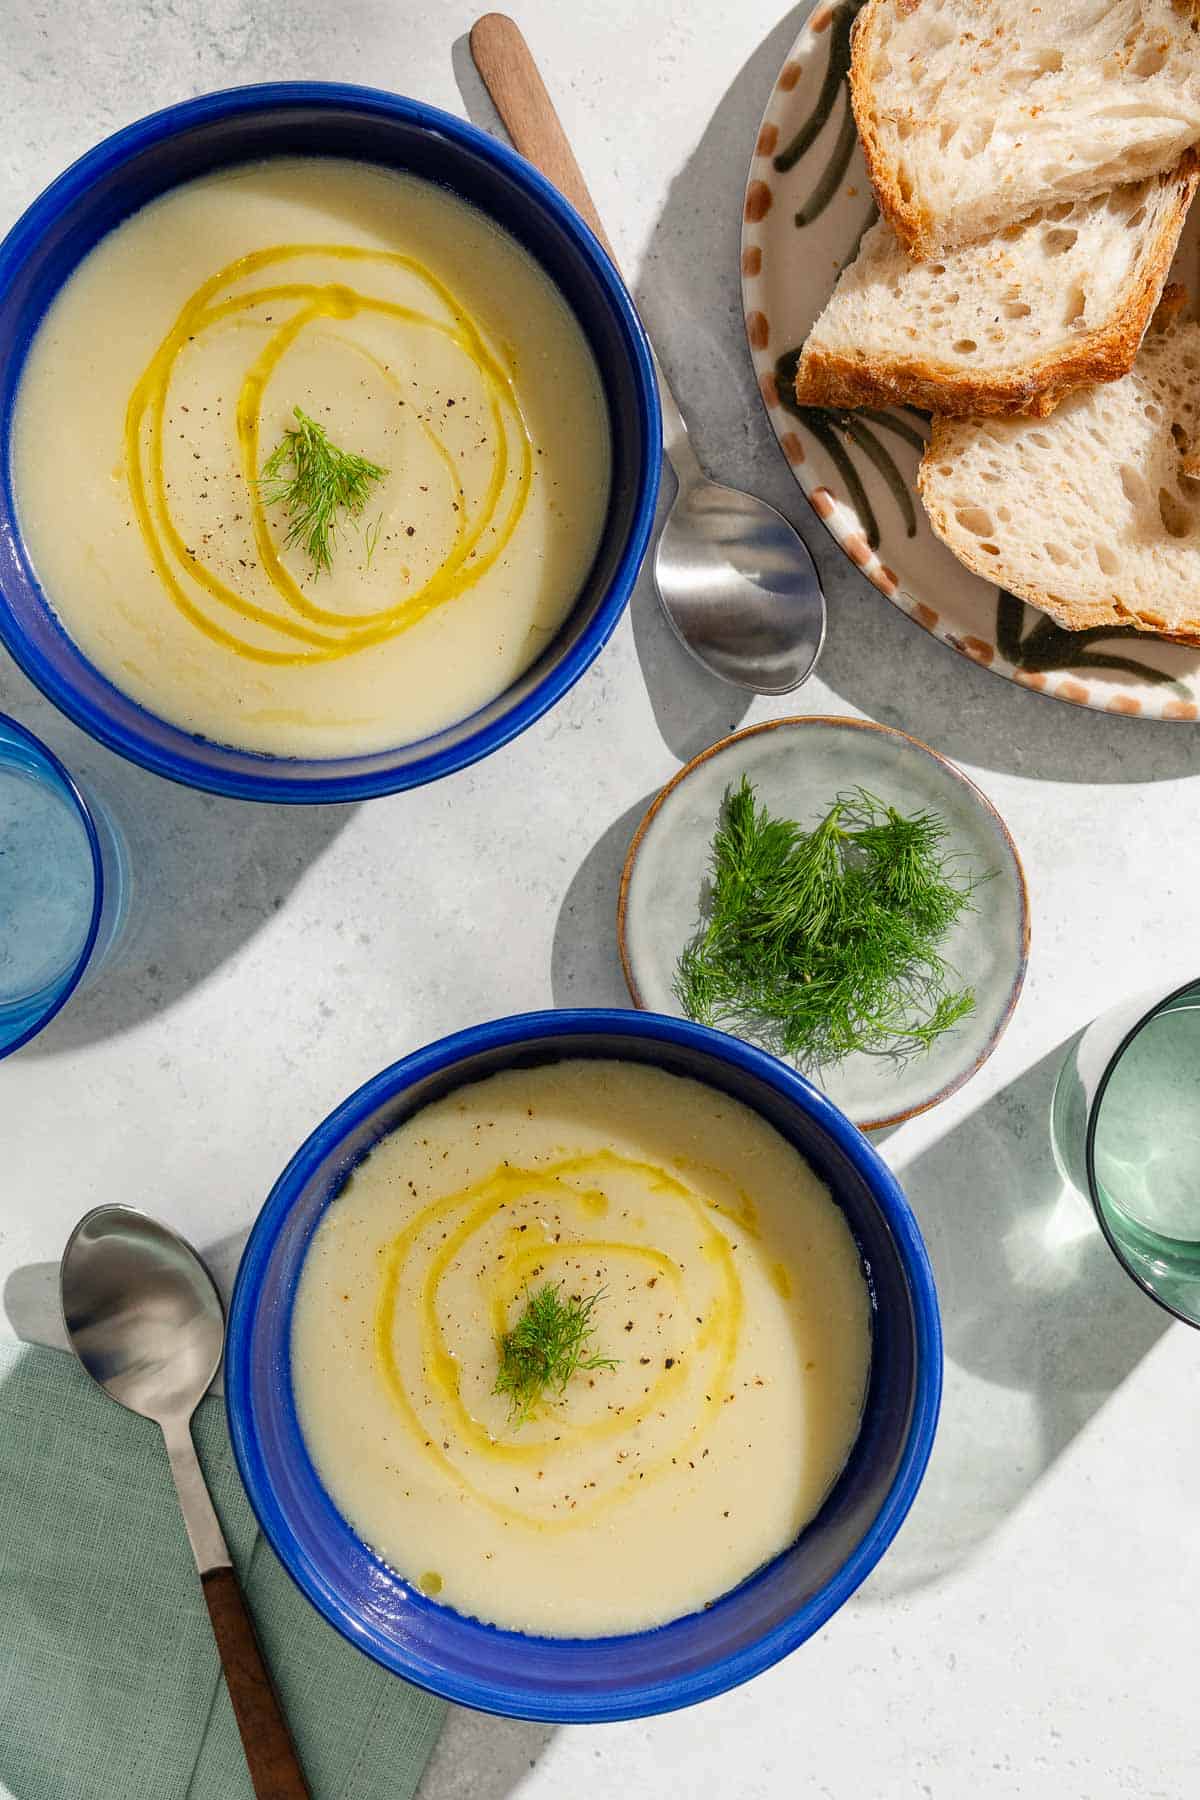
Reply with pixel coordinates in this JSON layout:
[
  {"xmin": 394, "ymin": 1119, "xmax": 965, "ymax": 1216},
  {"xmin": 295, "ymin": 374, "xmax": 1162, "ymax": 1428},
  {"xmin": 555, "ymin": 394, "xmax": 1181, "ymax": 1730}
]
[
  {"xmin": 123, "ymin": 243, "xmax": 535, "ymax": 665},
  {"xmin": 371, "ymin": 1151, "xmax": 748, "ymax": 1533}
]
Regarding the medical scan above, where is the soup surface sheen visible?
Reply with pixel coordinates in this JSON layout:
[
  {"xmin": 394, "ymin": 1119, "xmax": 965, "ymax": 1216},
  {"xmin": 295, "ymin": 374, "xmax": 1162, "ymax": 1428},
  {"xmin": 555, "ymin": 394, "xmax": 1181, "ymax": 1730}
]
[
  {"xmin": 291, "ymin": 1060, "xmax": 872, "ymax": 1637},
  {"xmin": 12, "ymin": 158, "xmax": 611, "ymax": 757}
]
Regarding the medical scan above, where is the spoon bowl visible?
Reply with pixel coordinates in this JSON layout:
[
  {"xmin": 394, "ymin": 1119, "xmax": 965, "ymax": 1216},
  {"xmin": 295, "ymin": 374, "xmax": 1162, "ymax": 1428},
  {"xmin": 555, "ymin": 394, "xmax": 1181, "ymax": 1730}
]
[
  {"xmin": 61, "ymin": 1205, "xmax": 223, "ymax": 1425},
  {"xmin": 654, "ymin": 477, "xmax": 826, "ymax": 693},
  {"xmin": 60, "ymin": 1203, "xmax": 310, "ymax": 1798}
]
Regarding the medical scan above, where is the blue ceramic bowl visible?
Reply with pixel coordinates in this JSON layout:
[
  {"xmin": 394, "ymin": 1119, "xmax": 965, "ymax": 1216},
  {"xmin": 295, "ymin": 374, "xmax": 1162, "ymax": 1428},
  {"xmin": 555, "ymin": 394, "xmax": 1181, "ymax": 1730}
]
[
  {"xmin": 226, "ymin": 1010, "xmax": 942, "ymax": 1722},
  {"xmin": 0, "ymin": 85, "xmax": 660, "ymax": 802}
]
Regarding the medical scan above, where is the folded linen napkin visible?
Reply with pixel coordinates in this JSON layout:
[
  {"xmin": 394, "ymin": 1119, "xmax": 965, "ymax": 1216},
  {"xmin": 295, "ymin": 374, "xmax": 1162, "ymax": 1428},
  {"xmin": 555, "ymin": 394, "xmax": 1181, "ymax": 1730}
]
[{"xmin": 0, "ymin": 1338, "xmax": 445, "ymax": 1800}]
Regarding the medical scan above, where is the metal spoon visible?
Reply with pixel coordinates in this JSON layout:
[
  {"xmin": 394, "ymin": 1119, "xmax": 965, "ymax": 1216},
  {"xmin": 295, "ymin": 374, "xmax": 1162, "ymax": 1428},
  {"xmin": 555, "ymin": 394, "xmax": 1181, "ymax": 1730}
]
[
  {"xmin": 61, "ymin": 1204, "xmax": 309, "ymax": 1800},
  {"xmin": 469, "ymin": 12, "xmax": 826, "ymax": 694}
]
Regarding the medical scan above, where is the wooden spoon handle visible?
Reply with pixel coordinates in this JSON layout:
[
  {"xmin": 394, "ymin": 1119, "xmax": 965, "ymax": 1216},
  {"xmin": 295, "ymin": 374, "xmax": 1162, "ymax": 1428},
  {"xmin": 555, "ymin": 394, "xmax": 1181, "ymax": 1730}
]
[
  {"xmin": 470, "ymin": 13, "xmax": 699, "ymax": 478},
  {"xmin": 469, "ymin": 12, "xmax": 618, "ymax": 263},
  {"xmin": 201, "ymin": 1566, "xmax": 311, "ymax": 1798}
]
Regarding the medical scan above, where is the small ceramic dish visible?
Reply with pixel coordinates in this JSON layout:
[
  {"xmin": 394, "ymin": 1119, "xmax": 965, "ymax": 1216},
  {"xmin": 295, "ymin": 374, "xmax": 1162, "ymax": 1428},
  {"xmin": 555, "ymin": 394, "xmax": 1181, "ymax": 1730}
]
[{"xmin": 618, "ymin": 717, "xmax": 1029, "ymax": 1131}]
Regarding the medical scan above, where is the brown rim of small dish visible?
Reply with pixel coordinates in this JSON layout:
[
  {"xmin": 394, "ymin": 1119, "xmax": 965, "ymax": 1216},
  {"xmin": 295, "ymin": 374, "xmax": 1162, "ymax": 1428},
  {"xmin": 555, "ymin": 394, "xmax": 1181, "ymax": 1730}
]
[{"xmin": 616, "ymin": 715, "xmax": 1032, "ymax": 1134}]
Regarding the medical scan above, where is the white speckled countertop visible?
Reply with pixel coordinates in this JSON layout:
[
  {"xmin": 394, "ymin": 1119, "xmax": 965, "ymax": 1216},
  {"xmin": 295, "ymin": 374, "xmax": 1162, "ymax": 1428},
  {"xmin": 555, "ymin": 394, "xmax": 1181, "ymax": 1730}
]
[{"xmin": 2, "ymin": 3, "xmax": 1197, "ymax": 1795}]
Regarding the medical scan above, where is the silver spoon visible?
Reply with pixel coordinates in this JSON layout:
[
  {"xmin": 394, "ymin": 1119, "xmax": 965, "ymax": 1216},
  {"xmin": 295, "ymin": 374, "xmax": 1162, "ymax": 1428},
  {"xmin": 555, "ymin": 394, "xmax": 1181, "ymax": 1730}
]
[
  {"xmin": 470, "ymin": 12, "xmax": 827, "ymax": 694},
  {"xmin": 61, "ymin": 1204, "xmax": 309, "ymax": 1800}
]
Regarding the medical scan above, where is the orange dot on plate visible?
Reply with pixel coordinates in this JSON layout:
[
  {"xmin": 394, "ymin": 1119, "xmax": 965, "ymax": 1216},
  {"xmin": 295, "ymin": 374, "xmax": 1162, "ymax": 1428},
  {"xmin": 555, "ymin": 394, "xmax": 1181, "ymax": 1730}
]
[
  {"xmin": 746, "ymin": 311, "xmax": 769, "ymax": 350},
  {"xmin": 779, "ymin": 61, "xmax": 803, "ymax": 89},
  {"xmin": 756, "ymin": 123, "xmax": 779, "ymax": 157},
  {"xmin": 911, "ymin": 602, "xmax": 938, "ymax": 629},
  {"xmin": 742, "ymin": 244, "xmax": 762, "ymax": 277},
  {"xmin": 744, "ymin": 181, "xmax": 773, "ymax": 223},
  {"xmin": 759, "ymin": 371, "xmax": 779, "ymax": 408},
  {"xmin": 809, "ymin": 5, "xmax": 834, "ymax": 31},
  {"xmin": 960, "ymin": 636, "xmax": 995, "ymax": 665},
  {"xmin": 780, "ymin": 432, "xmax": 805, "ymax": 465},
  {"xmin": 1107, "ymin": 694, "xmax": 1141, "ymax": 716},
  {"xmin": 844, "ymin": 533, "xmax": 871, "ymax": 566},
  {"xmin": 1058, "ymin": 679, "xmax": 1090, "ymax": 705},
  {"xmin": 1013, "ymin": 668, "xmax": 1047, "ymax": 691},
  {"xmin": 1164, "ymin": 698, "xmax": 1199, "ymax": 720},
  {"xmin": 810, "ymin": 487, "xmax": 836, "ymax": 520}
]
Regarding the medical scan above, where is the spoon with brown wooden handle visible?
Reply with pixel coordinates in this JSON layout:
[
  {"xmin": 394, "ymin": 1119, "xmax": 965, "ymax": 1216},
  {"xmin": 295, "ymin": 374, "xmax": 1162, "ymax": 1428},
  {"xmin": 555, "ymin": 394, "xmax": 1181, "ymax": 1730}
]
[
  {"xmin": 61, "ymin": 1205, "xmax": 310, "ymax": 1799},
  {"xmin": 469, "ymin": 11, "xmax": 826, "ymax": 694}
]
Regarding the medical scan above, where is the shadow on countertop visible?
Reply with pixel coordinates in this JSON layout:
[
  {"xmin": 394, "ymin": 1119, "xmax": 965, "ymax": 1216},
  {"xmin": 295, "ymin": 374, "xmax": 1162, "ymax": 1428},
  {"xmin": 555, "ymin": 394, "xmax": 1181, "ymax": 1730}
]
[
  {"xmin": 415, "ymin": 1709, "xmax": 557, "ymax": 1800},
  {"xmin": 860, "ymin": 1037, "xmax": 1170, "ymax": 1603},
  {"xmin": 550, "ymin": 791, "xmax": 658, "ymax": 1010},
  {"xmin": 0, "ymin": 666, "xmax": 354, "ymax": 1057},
  {"xmin": 816, "ymin": 581, "xmax": 1200, "ymax": 789}
]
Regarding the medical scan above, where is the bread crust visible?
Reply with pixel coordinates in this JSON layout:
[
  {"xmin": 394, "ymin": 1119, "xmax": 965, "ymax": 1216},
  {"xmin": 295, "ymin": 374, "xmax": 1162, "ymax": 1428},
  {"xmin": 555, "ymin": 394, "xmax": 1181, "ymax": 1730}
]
[
  {"xmin": 794, "ymin": 158, "xmax": 1199, "ymax": 419},
  {"xmin": 850, "ymin": 0, "xmax": 936, "ymax": 259},
  {"xmin": 918, "ymin": 417, "xmax": 1200, "ymax": 639}
]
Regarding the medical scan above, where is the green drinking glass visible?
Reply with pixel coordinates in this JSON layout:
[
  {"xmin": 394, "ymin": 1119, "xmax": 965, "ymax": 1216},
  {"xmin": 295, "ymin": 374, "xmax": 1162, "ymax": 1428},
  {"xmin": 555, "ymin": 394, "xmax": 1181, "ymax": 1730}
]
[{"xmin": 1052, "ymin": 977, "xmax": 1200, "ymax": 1327}]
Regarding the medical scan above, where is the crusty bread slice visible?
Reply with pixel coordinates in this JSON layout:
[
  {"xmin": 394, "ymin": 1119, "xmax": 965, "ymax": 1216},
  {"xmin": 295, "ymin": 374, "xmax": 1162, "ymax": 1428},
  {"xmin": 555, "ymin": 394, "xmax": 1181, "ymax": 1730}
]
[
  {"xmin": 852, "ymin": 0, "xmax": 1200, "ymax": 259},
  {"xmin": 918, "ymin": 318, "xmax": 1200, "ymax": 637},
  {"xmin": 794, "ymin": 164, "xmax": 1198, "ymax": 418}
]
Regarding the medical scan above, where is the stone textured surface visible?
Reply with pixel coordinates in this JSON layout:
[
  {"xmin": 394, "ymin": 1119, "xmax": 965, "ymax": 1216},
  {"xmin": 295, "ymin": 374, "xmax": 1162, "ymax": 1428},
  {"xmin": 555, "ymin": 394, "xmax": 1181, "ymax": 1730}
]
[{"xmin": 1, "ymin": 3, "xmax": 1197, "ymax": 1796}]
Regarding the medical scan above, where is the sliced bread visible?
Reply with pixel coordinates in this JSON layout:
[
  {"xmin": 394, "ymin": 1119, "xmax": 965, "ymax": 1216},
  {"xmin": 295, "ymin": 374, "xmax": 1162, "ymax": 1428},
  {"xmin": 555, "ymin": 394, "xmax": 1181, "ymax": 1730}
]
[
  {"xmin": 918, "ymin": 317, "xmax": 1200, "ymax": 637},
  {"xmin": 793, "ymin": 163, "xmax": 1198, "ymax": 418},
  {"xmin": 851, "ymin": 0, "xmax": 1200, "ymax": 259}
]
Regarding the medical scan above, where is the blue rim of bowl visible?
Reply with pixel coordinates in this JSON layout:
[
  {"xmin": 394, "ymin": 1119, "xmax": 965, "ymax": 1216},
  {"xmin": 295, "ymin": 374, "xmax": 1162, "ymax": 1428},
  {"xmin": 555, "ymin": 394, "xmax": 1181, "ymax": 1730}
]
[
  {"xmin": 0, "ymin": 83, "xmax": 661, "ymax": 803},
  {"xmin": 225, "ymin": 1007, "xmax": 943, "ymax": 1721},
  {"xmin": 0, "ymin": 710, "xmax": 104, "ymax": 1058}
]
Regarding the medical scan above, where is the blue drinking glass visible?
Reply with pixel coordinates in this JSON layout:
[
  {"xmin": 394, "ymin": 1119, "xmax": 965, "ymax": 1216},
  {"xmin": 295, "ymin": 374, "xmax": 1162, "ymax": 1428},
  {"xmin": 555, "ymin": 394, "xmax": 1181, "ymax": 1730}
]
[{"xmin": 0, "ymin": 712, "xmax": 126, "ymax": 1057}]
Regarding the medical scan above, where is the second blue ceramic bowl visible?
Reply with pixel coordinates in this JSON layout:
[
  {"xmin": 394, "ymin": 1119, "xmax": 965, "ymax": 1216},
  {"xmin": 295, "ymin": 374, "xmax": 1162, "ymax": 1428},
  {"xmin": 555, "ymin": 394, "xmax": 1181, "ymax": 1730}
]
[
  {"xmin": 0, "ymin": 85, "xmax": 660, "ymax": 802},
  {"xmin": 226, "ymin": 1010, "xmax": 942, "ymax": 1722}
]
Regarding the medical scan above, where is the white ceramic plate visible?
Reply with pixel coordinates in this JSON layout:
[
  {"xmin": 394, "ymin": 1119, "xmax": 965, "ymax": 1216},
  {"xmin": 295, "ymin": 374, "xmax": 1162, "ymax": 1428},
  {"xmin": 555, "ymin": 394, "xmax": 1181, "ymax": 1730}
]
[
  {"xmin": 617, "ymin": 717, "xmax": 1029, "ymax": 1131},
  {"xmin": 740, "ymin": 0, "xmax": 1200, "ymax": 722}
]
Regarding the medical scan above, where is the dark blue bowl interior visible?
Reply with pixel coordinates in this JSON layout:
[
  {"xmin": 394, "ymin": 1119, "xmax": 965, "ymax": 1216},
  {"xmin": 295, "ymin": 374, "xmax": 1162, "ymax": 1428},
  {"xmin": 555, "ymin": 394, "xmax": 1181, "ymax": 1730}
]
[
  {"xmin": 226, "ymin": 1011, "xmax": 942, "ymax": 1722},
  {"xmin": 0, "ymin": 86, "xmax": 659, "ymax": 801}
]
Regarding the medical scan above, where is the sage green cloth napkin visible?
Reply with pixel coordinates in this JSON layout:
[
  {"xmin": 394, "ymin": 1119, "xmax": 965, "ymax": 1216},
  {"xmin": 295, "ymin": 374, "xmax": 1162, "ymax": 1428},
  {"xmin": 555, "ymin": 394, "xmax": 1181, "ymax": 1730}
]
[{"xmin": 0, "ymin": 1338, "xmax": 445, "ymax": 1800}]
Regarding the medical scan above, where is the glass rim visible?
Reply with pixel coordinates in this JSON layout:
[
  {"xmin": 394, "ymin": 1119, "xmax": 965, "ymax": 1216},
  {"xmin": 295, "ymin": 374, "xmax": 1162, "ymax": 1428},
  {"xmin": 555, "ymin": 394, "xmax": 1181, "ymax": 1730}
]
[
  {"xmin": 0, "ymin": 709, "xmax": 104, "ymax": 1059},
  {"xmin": 1083, "ymin": 973, "xmax": 1200, "ymax": 1330}
]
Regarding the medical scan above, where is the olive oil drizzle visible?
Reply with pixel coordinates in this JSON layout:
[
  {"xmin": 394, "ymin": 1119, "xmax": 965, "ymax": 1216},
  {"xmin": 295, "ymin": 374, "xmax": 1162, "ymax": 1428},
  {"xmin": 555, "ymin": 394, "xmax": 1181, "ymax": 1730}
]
[
  {"xmin": 371, "ymin": 1150, "xmax": 747, "ymax": 1533},
  {"xmin": 124, "ymin": 242, "xmax": 535, "ymax": 665}
]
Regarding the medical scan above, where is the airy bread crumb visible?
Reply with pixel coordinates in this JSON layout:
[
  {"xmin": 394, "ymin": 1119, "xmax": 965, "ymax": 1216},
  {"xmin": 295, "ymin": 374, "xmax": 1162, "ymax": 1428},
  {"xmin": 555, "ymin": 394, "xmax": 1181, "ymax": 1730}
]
[
  {"xmin": 852, "ymin": 0, "xmax": 1200, "ymax": 258},
  {"xmin": 919, "ymin": 320, "xmax": 1200, "ymax": 637}
]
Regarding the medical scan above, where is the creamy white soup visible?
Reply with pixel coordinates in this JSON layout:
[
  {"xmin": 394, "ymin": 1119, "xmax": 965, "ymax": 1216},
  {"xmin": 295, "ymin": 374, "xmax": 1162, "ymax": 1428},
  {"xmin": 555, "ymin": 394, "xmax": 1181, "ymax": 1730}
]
[
  {"xmin": 12, "ymin": 158, "xmax": 611, "ymax": 757},
  {"xmin": 291, "ymin": 1060, "xmax": 872, "ymax": 1637}
]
